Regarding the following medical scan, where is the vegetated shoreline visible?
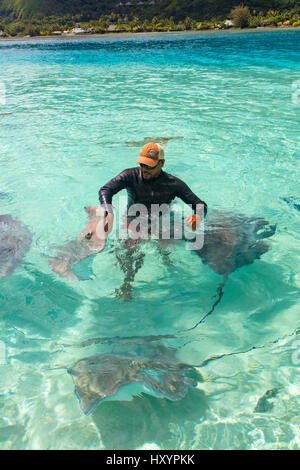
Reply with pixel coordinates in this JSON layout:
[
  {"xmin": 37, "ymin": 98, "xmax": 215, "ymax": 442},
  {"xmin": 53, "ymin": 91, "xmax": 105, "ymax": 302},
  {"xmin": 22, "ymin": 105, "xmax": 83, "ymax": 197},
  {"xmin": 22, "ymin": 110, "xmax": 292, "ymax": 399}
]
[{"xmin": 0, "ymin": 25, "xmax": 300, "ymax": 41}]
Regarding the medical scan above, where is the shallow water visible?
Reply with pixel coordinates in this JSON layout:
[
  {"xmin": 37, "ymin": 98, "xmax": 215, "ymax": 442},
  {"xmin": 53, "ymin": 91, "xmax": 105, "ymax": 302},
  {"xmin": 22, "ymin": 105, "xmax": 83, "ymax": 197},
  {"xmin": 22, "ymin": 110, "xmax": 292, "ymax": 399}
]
[{"xmin": 0, "ymin": 30, "xmax": 300, "ymax": 450}]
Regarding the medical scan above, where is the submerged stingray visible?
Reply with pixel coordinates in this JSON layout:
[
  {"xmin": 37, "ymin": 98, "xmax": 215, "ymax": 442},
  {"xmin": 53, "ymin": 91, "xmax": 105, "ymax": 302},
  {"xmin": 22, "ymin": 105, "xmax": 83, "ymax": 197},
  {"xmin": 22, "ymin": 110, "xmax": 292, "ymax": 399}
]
[
  {"xmin": 68, "ymin": 340, "xmax": 197, "ymax": 414},
  {"xmin": 126, "ymin": 136, "xmax": 183, "ymax": 147},
  {"xmin": 66, "ymin": 323, "xmax": 291, "ymax": 415},
  {"xmin": 49, "ymin": 237, "xmax": 105, "ymax": 280},
  {"xmin": 196, "ymin": 212, "xmax": 276, "ymax": 277},
  {"xmin": 187, "ymin": 212, "xmax": 276, "ymax": 329},
  {"xmin": 49, "ymin": 207, "xmax": 107, "ymax": 280},
  {"xmin": 0, "ymin": 214, "xmax": 32, "ymax": 279}
]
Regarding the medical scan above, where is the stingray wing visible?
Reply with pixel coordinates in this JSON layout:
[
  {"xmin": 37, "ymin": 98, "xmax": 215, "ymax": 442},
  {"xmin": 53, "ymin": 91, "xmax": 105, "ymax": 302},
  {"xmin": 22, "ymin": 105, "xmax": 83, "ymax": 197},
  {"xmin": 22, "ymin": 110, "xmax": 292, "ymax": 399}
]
[
  {"xmin": 68, "ymin": 355, "xmax": 144, "ymax": 414},
  {"xmin": 196, "ymin": 213, "xmax": 276, "ymax": 275},
  {"xmin": 141, "ymin": 362, "xmax": 196, "ymax": 400},
  {"xmin": 0, "ymin": 215, "xmax": 32, "ymax": 278},
  {"xmin": 68, "ymin": 349, "xmax": 197, "ymax": 414}
]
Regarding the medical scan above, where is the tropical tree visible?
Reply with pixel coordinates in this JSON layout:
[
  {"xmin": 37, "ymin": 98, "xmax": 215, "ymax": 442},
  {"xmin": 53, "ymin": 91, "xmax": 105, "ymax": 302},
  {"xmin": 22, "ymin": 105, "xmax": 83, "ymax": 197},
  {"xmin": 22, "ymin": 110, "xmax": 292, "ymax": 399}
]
[
  {"xmin": 230, "ymin": 5, "xmax": 251, "ymax": 28},
  {"xmin": 24, "ymin": 23, "xmax": 41, "ymax": 36},
  {"xmin": 184, "ymin": 16, "xmax": 192, "ymax": 30}
]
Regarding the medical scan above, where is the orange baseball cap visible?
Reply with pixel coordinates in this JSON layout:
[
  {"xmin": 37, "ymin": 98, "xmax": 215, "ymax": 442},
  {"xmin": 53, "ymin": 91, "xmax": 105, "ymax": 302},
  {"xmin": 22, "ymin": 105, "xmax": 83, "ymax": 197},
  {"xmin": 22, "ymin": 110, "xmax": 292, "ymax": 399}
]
[{"xmin": 136, "ymin": 142, "xmax": 165, "ymax": 167}]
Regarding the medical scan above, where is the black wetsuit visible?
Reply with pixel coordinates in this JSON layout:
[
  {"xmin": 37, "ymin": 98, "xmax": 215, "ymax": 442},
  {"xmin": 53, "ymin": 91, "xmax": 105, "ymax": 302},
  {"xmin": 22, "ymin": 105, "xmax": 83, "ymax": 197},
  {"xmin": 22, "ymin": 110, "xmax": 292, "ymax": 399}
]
[{"xmin": 99, "ymin": 167, "xmax": 207, "ymax": 217}]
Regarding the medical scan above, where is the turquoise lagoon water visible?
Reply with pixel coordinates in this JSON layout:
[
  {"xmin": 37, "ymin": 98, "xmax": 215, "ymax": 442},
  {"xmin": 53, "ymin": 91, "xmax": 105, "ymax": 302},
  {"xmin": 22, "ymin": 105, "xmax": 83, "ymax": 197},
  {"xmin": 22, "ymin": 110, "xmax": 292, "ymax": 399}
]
[{"xmin": 0, "ymin": 30, "xmax": 300, "ymax": 450}]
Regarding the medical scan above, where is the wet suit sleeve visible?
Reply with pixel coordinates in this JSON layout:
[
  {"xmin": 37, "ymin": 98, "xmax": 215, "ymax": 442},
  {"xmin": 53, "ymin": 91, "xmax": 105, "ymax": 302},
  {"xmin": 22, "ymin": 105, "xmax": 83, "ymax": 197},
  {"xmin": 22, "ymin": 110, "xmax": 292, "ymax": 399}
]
[
  {"xmin": 175, "ymin": 180, "xmax": 207, "ymax": 217},
  {"xmin": 99, "ymin": 169, "xmax": 132, "ymax": 214}
]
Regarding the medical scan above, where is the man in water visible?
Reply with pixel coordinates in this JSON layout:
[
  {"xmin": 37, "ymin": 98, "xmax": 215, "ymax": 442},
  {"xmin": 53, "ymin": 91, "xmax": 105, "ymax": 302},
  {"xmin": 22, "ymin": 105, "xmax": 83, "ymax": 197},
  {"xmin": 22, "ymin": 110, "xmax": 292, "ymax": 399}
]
[
  {"xmin": 82, "ymin": 142, "xmax": 207, "ymax": 298},
  {"xmin": 84, "ymin": 142, "xmax": 207, "ymax": 239}
]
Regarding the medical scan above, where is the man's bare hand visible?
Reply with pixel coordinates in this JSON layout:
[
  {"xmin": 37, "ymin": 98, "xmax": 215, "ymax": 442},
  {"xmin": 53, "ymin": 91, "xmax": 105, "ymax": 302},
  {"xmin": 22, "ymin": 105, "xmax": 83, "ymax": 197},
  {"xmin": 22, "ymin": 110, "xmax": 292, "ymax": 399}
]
[{"xmin": 185, "ymin": 214, "xmax": 201, "ymax": 230}]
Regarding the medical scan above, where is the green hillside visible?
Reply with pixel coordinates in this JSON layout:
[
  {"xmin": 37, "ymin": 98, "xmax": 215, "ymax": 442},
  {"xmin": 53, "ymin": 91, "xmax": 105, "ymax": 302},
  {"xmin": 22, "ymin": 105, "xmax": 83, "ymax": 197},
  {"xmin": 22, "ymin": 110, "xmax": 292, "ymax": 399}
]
[
  {"xmin": 1, "ymin": 0, "xmax": 300, "ymax": 21},
  {"xmin": 1, "ymin": 0, "xmax": 118, "ymax": 19}
]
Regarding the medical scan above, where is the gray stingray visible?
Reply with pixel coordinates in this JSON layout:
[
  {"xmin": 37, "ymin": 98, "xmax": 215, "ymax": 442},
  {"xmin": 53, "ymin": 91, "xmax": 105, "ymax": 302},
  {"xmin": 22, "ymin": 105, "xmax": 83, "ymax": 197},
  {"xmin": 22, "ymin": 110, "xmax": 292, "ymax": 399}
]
[
  {"xmin": 49, "ymin": 208, "xmax": 107, "ymax": 280},
  {"xmin": 0, "ymin": 214, "xmax": 32, "ymax": 279},
  {"xmin": 126, "ymin": 136, "xmax": 183, "ymax": 147},
  {"xmin": 195, "ymin": 211, "xmax": 276, "ymax": 277},
  {"xmin": 68, "ymin": 340, "xmax": 197, "ymax": 414},
  {"xmin": 186, "ymin": 211, "xmax": 276, "ymax": 329},
  {"xmin": 49, "ymin": 237, "xmax": 106, "ymax": 280}
]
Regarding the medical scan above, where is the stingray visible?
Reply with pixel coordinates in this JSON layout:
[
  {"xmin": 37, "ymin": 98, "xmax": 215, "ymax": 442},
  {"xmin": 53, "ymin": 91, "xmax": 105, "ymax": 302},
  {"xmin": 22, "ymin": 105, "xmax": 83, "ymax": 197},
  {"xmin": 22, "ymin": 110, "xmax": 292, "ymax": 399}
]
[
  {"xmin": 195, "ymin": 212, "xmax": 276, "ymax": 277},
  {"xmin": 67, "ymin": 321, "xmax": 294, "ymax": 415},
  {"xmin": 186, "ymin": 211, "xmax": 276, "ymax": 329},
  {"xmin": 0, "ymin": 214, "xmax": 32, "ymax": 279},
  {"xmin": 67, "ymin": 340, "xmax": 198, "ymax": 414},
  {"xmin": 49, "ymin": 237, "xmax": 106, "ymax": 280},
  {"xmin": 49, "ymin": 207, "xmax": 107, "ymax": 280},
  {"xmin": 126, "ymin": 136, "xmax": 183, "ymax": 147}
]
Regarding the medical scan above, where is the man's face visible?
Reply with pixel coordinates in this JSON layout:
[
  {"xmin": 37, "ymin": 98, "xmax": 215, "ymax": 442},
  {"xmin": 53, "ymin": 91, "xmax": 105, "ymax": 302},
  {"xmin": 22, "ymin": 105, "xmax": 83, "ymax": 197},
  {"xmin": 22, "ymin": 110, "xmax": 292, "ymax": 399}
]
[{"xmin": 140, "ymin": 161, "xmax": 164, "ymax": 180}]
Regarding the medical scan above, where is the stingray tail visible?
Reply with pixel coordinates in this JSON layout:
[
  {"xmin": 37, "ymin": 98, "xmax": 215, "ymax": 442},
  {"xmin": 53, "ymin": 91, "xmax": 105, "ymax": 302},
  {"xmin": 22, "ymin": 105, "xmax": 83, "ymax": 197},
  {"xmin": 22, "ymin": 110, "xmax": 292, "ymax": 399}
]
[{"xmin": 184, "ymin": 274, "xmax": 228, "ymax": 332}]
